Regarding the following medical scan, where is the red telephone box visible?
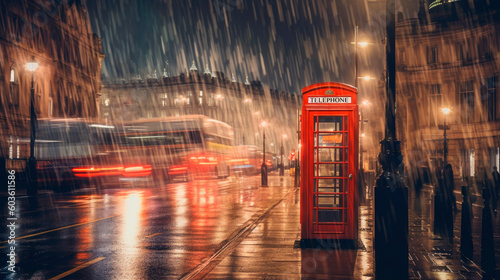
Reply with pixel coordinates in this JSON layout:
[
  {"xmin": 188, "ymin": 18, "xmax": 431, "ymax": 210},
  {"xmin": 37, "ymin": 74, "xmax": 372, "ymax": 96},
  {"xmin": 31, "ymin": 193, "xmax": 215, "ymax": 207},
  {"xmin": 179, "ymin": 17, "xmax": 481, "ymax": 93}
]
[{"xmin": 300, "ymin": 82, "xmax": 359, "ymax": 243}]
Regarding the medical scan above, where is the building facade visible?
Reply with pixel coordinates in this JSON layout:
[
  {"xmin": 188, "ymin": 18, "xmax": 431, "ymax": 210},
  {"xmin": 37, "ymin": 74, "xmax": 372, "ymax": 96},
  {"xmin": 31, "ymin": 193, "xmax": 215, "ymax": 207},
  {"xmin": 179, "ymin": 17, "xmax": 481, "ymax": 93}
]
[
  {"xmin": 396, "ymin": 0, "xmax": 500, "ymax": 189},
  {"xmin": 0, "ymin": 0, "xmax": 104, "ymax": 159},
  {"xmin": 101, "ymin": 63, "xmax": 300, "ymax": 153}
]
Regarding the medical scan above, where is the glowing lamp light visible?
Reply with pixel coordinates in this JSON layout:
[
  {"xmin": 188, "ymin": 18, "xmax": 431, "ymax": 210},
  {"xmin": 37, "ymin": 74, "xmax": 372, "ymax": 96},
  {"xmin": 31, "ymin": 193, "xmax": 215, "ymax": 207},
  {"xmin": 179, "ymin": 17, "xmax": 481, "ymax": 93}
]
[
  {"xmin": 361, "ymin": 133, "xmax": 366, "ymax": 137},
  {"xmin": 361, "ymin": 76, "xmax": 375, "ymax": 81},
  {"xmin": 362, "ymin": 100, "xmax": 370, "ymax": 106},
  {"xmin": 260, "ymin": 120, "xmax": 268, "ymax": 127},
  {"xmin": 441, "ymin": 107, "xmax": 451, "ymax": 115},
  {"xmin": 26, "ymin": 61, "xmax": 39, "ymax": 72}
]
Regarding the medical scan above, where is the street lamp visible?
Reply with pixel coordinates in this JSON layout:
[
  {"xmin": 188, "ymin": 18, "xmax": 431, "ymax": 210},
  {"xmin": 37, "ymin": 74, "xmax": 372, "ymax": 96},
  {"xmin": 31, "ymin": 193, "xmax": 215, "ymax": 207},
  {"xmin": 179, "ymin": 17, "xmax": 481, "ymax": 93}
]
[
  {"xmin": 260, "ymin": 120, "xmax": 268, "ymax": 186},
  {"xmin": 441, "ymin": 107, "xmax": 451, "ymax": 167},
  {"xmin": 280, "ymin": 134, "xmax": 287, "ymax": 176},
  {"xmin": 26, "ymin": 57, "xmax": 39, "ymax": 196},
  {"xmin": 352, "ymin": 26, "xmax": 371, "ymax": 88}
]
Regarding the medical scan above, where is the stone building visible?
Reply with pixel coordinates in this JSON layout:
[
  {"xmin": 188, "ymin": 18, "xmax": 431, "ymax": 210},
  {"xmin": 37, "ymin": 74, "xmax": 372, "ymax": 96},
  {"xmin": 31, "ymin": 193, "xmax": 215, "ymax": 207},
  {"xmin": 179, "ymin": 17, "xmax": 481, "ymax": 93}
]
[
  {"xmin": 101, "ymin": 62, "xmax": 300, "ymax": 151},
  {"xmin": 0, "ymin": 0, "xmax": 104, "ymax": 159},
  {"xmin": 396, "ymin": 0, "xmax": 500, "ymax": 188}
]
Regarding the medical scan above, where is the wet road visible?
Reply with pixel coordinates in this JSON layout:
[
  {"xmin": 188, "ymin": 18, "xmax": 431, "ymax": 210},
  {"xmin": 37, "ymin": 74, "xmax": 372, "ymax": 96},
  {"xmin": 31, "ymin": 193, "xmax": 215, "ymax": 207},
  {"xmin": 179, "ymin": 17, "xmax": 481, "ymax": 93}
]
[{"xmin": 1, "ymin": 174, "xmax": 294, "ymax": 279}]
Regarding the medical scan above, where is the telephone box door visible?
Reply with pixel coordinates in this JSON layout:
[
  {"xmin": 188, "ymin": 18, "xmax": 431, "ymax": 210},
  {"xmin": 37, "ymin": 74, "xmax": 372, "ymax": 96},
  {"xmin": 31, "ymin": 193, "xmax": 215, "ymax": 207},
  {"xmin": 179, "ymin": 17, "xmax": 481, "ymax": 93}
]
[{"xmin": 306, "ymin": 111, "xmax": 357, "ymax": 239}]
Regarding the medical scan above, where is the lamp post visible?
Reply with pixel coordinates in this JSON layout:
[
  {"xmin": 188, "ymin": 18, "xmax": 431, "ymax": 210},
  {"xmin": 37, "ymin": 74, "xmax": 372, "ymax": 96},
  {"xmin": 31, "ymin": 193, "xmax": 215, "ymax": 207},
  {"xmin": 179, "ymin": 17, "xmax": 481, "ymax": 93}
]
[
  {"xmin": 260, "ymin": 121, "xmax": 268, "ymax": 186},
  {"xmin": 441, "ymin": 107, "xmax": 451, "ymax": 167},
  {"xmin": 374, "ymin": 0, "xmax": 408, "ymax": 279},
  {"xmin": 280, "ymin": 134, "xmax": 286, "ymax": 176},
  {"xmin": 352, "ymin": 27, "xmax": 371, "ymax": 88},
  {"xmin": 26, "ymin": 57, "xmax": 39, "ymax": 196}
]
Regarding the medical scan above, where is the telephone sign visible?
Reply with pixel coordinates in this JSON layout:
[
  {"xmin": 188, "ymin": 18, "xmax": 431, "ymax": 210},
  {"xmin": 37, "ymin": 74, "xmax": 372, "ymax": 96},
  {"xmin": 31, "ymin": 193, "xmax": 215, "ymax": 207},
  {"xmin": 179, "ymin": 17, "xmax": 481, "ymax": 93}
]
[{"xmin": 300, "ymin": 82, "xmax": 359, "ymax": 243}]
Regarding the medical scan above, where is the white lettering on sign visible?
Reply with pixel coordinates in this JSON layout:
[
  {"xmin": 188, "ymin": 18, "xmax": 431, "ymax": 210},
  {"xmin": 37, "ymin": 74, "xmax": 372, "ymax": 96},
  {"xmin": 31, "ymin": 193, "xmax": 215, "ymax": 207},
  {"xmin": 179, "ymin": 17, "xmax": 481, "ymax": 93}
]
[{"xmin": 308, "ymin": 97, "xmax": 351, "ymax": 104}]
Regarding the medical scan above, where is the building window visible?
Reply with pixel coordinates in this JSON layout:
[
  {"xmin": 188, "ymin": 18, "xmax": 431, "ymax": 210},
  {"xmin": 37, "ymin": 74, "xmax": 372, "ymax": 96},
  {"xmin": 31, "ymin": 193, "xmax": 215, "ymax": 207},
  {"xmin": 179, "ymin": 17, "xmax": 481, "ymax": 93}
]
[
  {"xmin": 427, "ymin": 45, "xmax": 438, "ymax": 64},
  {"xmin": 491, "ymin": 147, "xmax": 500, "ymax": 171},
  {"xmin": 429, "ymin": 84, "xmax": 441, "ymax": 127},
  {"xmin": 9, "ymin": 67, "xmax": 19, "ymax": 105},
  {"xmin": 48, "ymin": 96, "xmax": 53, "ymax": 117},
  {"xmin": 400, "ymin": 49, "xmax": 406, "ymax": 65},
  {"xmin": 199, "ymin": 91, "xmax": 203, "ymax": 105},
  {"xmin": 462, "ymin": 149, "xmax": 475, "ymax": 178},
  {"xmin": 187, "ymin": 91, "xmax": 192, "ymax": 105},
  {"xmin": 456, "ymin": 42, "xmax": 471, "ymax": 62},
  {"xmin": 208, "ymin": 93, "xmax": 214, "ymax": 106},
  {"xmin": 459, "ymin": 81, "xmax": 475, "ymax": 124},
  {"xmin": 486, "ymin": 76, "xmax": 497, "ymax": 121},
  {"xmin": 478, "ymin": 37, "xmax": 491, "ymax": 58}
]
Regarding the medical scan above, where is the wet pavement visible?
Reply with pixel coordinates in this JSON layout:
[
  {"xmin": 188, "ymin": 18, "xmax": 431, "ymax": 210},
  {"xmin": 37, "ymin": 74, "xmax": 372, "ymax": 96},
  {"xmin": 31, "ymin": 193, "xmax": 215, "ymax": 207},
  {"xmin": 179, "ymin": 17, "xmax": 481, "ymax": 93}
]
[{"xmin": 1, "ymin": 173, "xmax": 500, "ymax": 279}]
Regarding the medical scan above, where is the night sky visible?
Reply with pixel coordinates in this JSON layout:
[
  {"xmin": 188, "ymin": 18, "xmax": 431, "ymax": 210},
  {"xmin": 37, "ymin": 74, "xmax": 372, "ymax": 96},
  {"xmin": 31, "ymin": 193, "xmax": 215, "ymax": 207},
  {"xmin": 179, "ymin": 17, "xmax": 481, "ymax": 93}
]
[{"xmin": 85, "ymin": 0, "xmax": 419, "ymax": 94}]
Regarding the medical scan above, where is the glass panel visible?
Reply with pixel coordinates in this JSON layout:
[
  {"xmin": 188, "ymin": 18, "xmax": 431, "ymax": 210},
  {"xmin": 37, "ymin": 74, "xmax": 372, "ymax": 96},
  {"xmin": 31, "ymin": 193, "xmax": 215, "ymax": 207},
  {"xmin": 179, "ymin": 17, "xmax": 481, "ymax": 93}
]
[
  {"xmin": 318, "ymin": 116, "xmax": 343, "ymax": 131},
  {"xmin": 344, "ymin": 116, "xmax": 348, "ymax": 131},
  {"xmin": 318, "ymin": 194, "xmax": 343, "ymax": 207},
  {"xmin": 317, "ymin": 179, "xmax": 343, "ymax": 193},
  {"xmin": 345, "ymin": 148, "xmax": 348, "ymax": 162},
  {"xmin": 313, "ymin": 209, "xmax": 316, "ymax": 222},
  {"xmin": 314, "ymin": 179, "xmax": 317, "ymax": 192},
  {"xmin": 314, "ymin": 133, "xmax": 317, "ymax": 146},
  {"xmin": 313, "ymin": 194, "xmax": 317, "ymax": 207},
  {"xmin": 317, "ymin": 164, "xmax": 343, "ymax": 177},
  {"xmin": 314, "ymin": 116, "xmax": 317, "ymax": 131},
  {"xmin": 345, "ymin": 133, "xmax": 348, "ymax": 147},
  {"xmin": 318, "ymin": 133, "xmax": 343, "ymax": 146},
  {"xmin": 318, "ymin": 148, "xmax": 343, "ymax": 162},
  {"xmin": 344, "ymin": 180, "xmax": 348, "ymax": 193},
  {"xmin": 314, "ymin": 148, "xmax": 317, "ymax": 162},
  {"xmin": 318, "ymin": 209, "xmax": 343, "ymax": 223}
]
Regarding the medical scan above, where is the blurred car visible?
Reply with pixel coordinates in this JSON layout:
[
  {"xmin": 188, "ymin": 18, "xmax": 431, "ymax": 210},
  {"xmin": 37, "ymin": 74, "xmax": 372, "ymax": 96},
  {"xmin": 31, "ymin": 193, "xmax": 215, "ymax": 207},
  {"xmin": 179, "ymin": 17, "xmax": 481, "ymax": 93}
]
[{"xmin": 35, "ymin": 118, "xmax": 151, "ymax": 192}]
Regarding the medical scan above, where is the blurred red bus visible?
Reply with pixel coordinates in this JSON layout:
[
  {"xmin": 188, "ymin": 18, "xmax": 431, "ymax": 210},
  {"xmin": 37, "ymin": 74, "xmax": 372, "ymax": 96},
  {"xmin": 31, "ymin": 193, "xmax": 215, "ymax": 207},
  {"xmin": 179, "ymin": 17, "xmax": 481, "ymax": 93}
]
[
  {"xmin": 119, "ymin": 115, "xmax": 233, "ymax": 181},
  {"xmin": 35, "ymin": 118, "xmax": 151, "ymax": 192}
]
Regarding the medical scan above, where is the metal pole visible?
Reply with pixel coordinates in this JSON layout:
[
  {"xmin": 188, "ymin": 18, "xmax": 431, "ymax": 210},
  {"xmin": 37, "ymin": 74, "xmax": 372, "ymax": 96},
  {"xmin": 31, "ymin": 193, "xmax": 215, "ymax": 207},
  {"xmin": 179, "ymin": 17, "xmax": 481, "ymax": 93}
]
[
  {"xmin": 355, "ymin": 25, "xmax": 358, "ymax": 88},
  {"xmin": 295, "ymin": 110, "xmax": 300, "ymax": 188},
  {"xmin": 374, "ymin": 0, "xmax": 408, "ymax": 278},
  {"xmin": 261, "ymin": 128, "xmax": 267, "ymax": 186},
  {"xmin": 28, "ymin": 71, "xmax": 38, "ymax": 196},
  {"xmin": 443, "ymin": 114, "xmax": 447, "ymax": 167}
]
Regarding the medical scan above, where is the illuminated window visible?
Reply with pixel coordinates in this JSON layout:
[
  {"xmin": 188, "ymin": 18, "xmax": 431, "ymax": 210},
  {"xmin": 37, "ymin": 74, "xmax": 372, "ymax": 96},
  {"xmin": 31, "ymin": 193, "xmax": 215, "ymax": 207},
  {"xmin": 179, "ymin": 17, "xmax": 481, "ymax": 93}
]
[
  {"xmin": 10, "ymin": 69, "xmax": 15, "ymax": 82},
  {"xmin": 9, "ymin": 67, "xmax": 19, "ymax": 105}
]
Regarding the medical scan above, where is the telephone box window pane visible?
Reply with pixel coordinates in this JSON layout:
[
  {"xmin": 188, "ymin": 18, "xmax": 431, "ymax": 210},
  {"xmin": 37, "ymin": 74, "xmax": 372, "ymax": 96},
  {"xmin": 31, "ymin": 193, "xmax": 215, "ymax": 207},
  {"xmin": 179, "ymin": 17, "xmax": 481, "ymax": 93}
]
[
  {"xmin": 344, "ymin": 116, "xmax": 348, "ymax": 130},
  {"xmin": 314, "ymin": 148, "xmax": 317, "ymax": 162},
  {"xmin": 314, "ymin": 116, "xmax": 317, "ymax": 131},
  {"xmin": 318, "ymin": 194, "xmax": 343, "ymax": 207},
  {"xmin": 313, "ymin": 209, "xmax": 316, "ymax": 222},
  {"xmin": 318, "ymin": 164, "xmax": 343, "ymax": 177},
  {"xmin": 318, "ymin": 209, "xmax": 343, "ymax": 223},
  {"xmin": 345, "ymin": 133, "xmax": 348, "ymax": 147},
  {"xmin": 318, "ymin": 148, "xmax": 343, "ymax": 162},
  {"xmin": 314, "ymin": 179, "xmax": 317, "ymax": 192},
  {"xmin": 314, "ymin": 133, "xmax": 317, "ymax": 146},
  {"xmin": 318, "ymin": 133, "xmax": 343, "ymax": 146},
  {"xmin": 317, "ymin": 178, "xmax": 344, "ymax": 192},
  {"xmin": 345, "ymin": 148, "xmax": 348, "ymax": 162},
  {"xmin": 314, "ymin": 194, "xmax": 317, "ymax": 207},
  {"xmin": 345, "ymin": 180, "xmax": 349, "ymax": 192},
  {"xmin": 318, "ymin": 116, "xmax": 343, "ymax": 131}
]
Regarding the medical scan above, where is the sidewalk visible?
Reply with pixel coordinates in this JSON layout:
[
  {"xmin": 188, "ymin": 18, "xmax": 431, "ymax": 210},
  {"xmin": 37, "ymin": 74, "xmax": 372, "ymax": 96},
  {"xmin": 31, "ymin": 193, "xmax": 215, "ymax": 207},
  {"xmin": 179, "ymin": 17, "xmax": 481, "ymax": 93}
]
[{"xmin": 205, "ymin": 182, "xmax": 498, "ymax": 279}]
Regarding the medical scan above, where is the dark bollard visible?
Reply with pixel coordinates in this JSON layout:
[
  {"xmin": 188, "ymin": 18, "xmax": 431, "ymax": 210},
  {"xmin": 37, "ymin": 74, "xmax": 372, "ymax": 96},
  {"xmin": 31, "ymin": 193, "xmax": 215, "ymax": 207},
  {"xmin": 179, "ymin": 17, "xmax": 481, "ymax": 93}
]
[
  {"xmin": 460, "ymin": 186, "xmax": 473, "ymax": 261},
  {"xmin": 261, "ymin": 163, "xmax": 268, "ymax": 187},
  {"xmin": 481, "ymin": 187, "xmax": 495, "ymax": 279}
]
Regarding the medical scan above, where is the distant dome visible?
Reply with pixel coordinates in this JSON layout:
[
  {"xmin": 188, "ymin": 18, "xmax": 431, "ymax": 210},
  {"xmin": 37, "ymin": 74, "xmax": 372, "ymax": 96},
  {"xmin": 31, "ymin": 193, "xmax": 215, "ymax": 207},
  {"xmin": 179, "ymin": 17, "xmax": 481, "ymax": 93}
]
[{"xmin": 426, "ymin": 0, "xmax": 497, "ymax": 22}]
